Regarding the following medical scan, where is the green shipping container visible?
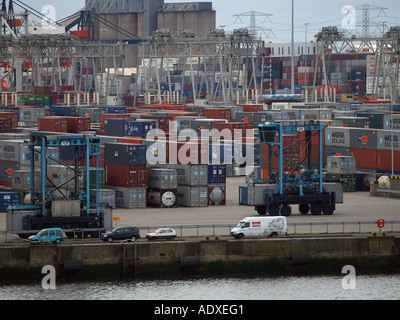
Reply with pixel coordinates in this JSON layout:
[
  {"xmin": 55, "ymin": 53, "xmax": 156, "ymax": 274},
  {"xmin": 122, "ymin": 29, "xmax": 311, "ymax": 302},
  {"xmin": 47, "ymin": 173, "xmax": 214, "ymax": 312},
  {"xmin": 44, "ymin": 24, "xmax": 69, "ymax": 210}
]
[
  {"xmin": 360, "ymin": 113, "xmax": 385, "ymax": 129},
  {"xmin": 86, "ymin": 168, "xmax": 104, "ymax": 190},
  {"xmin": 35, "ymin": 95, "xmax": 51, "ymax": 105},
  {"xmin": 327, "ymin": 173, "xmax": 357, "ymax": 192}
]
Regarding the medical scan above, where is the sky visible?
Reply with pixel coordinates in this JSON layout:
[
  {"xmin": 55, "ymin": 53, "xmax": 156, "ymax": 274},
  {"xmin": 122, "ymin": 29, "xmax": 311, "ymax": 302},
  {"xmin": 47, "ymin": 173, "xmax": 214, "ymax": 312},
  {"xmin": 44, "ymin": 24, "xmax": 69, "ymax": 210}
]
[{"xmin": 16, "ymin": 0, "xmax": 400, "ymax": 42}]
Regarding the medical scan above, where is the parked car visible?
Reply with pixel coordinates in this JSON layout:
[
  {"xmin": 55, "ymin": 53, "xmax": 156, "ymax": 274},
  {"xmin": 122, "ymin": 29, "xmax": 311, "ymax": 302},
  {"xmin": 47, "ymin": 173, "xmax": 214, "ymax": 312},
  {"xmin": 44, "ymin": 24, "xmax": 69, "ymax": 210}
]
[
  {"xmin": 28, "ymin": 228, "xmax": 63, "ymax": 244},
  {"xmin": 101, "ymin": 227, "xmax": 140, "ymax": 243},
  {"xmin": 146, "ymin": 228, "xmax": 177, "ymax": 240}
]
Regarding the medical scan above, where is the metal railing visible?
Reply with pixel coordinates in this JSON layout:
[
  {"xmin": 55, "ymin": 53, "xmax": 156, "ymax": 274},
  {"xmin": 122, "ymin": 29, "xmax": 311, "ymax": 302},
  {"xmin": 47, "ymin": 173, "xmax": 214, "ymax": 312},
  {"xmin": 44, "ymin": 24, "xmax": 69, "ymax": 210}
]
[
  {"xmin": 137, "ymin": 220, "xmax": 400, "ymax": 237},
  {"xmin": 2, "ymin": 220, "xmax": 400, "ymax": 242}
]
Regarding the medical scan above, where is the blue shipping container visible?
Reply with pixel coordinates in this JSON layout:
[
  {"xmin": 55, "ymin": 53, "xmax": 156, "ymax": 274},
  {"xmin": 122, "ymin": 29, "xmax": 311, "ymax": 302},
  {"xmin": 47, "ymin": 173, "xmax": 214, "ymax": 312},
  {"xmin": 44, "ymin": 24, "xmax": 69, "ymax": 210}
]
[
  {"xmin": 104, "ymin": 143, "xmax": 146, "ymax": 166},
  {"xmin": 104, "ymin": 119, "xmax": 157, "ymax": 137},
  {"xmin": 99, "ymin": 106, "xmax": 126, "ymax": 114},
  {"xmin": 208, "ymin": 164, "xmax": 226, "ymax": 184},
  {"xmin": 0, "ymin": 191, "xmax": 21, "ymax": 212},
  {"xmin": 50, "ymin": 106, "xmax": 76, "ymax": 117},
  {"xmin": 239, "ymin": 185, "xmax": 248, "ymax": 205}
]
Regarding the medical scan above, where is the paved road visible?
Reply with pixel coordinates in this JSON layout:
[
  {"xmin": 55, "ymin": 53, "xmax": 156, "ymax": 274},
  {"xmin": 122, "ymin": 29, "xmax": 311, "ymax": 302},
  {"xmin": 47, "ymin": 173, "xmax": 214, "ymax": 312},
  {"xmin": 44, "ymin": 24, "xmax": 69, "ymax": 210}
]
[{"xmin": 1, "ymin": 177, "xmax": 399, "ymax": 242}]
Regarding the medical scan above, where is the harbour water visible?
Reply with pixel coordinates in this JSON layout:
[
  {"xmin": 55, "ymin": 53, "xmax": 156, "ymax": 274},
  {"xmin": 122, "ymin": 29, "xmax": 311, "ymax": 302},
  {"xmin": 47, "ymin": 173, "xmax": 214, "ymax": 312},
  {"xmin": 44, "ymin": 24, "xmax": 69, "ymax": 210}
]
[{"xmin": 0, "ymin": 273, "xmax": 399, "ymax": 300}]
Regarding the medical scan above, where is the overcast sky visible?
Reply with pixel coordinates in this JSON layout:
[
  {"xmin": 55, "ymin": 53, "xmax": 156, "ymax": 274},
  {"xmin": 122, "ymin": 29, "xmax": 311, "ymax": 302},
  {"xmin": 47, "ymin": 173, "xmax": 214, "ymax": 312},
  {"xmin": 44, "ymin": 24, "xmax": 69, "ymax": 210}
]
[{"xmin": 17, "ymin": 0, "xmax": 400, "ymax": 42}]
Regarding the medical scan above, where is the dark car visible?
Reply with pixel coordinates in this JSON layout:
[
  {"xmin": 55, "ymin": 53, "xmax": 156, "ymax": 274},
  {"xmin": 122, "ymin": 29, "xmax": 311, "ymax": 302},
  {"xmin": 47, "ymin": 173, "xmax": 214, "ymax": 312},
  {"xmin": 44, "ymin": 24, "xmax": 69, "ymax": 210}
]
[{"xmin": 101, "ymin": 227, "xmax": 140, "ymax": 243}]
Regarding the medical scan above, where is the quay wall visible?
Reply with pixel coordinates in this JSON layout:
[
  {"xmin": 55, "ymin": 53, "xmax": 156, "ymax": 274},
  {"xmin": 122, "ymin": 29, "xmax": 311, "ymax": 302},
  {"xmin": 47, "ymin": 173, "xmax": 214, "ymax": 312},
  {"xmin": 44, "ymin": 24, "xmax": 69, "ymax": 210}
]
[{"xmin": 0, "ymin": 236, "xmax": 399, "ymax": 281}]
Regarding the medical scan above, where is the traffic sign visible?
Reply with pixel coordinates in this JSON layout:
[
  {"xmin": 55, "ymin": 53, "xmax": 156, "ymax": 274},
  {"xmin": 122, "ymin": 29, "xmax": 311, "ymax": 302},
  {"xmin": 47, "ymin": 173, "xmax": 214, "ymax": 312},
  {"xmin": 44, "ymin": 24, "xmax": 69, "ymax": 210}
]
[{"xmin": 377, "ymin": 219, "xmax": 385, "ymax": 228}]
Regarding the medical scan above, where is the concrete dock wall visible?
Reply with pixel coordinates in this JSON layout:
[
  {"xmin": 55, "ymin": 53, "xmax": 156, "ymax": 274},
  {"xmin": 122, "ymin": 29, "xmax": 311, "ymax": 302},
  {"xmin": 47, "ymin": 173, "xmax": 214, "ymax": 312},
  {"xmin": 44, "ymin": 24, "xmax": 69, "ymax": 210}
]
[{"xmin": 0, "ymin": 237, "xmax": 399, "ymax": 281}]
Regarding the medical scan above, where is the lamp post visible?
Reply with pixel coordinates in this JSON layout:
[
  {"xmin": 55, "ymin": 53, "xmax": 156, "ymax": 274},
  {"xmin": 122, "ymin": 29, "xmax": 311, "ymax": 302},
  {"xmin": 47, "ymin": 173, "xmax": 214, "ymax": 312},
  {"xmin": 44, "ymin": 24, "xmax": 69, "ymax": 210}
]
[
  {"xmin": 304, "ymin": 22, "xmax": 310, "ymax": 87},
  {"xmin": 291, "ymin": 0, "xmax": 295, "ymax": 94}
]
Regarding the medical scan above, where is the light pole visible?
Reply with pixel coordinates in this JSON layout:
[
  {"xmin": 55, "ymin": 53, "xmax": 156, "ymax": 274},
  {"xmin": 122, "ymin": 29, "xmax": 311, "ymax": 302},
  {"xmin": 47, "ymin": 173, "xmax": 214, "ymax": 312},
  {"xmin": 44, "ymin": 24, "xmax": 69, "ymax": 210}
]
[
  {"xmin": 291, "ymin": 0, "xmax": 295, "ymax": 94},
  {"xmin": 304, "ymin": 22, "xmax": 310, "ymax": 87}
]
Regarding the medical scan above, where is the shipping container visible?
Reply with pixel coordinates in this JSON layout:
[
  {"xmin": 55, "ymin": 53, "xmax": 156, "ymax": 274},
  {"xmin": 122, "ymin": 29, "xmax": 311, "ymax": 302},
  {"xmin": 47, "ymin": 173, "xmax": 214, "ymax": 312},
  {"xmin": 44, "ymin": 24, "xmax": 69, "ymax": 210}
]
[
  {"xmin": 350, "ymin": 148, "xmax": 377, "ymax": 171},
  {"xmin": 190, "ymin": 119, "xmax": 226, "ymax": 134},
  {"xmin": 0, "ymin": 112, "xmax": 18, "ymax": 128},
  {"xmin": 105, "ymin": 164, "xmax": 148, "ymax": 187},
  {"xmin": 383, "ymin": 114, "xmax": 400, "ymax": 130},
  {"xmin": 176, "ymin": 186, "xmax": 208, "ymax": 207},
  {"xmin": 350, "ymin": 128, "xmax": 377, "ymax": 149},
  {"xmin": 38, "ymin": 117, "xmax": 68, "ymax": 132},
  {"xmin": 100, "ymin": 113, "xmax": 131, "ymax": 130},
  {"xmin": 208, "ymin": 164, "xmax": 226, "ymax": 184},
  {"xmin": 104, "ymin": 143, "xmax": 146, "ymax": 166},
  {"xmin": 46, "ymin": 165, "xmax": 84, "ymax": 189},
  {"xmin": 50, "ymin": 106, "xmax": 77, "ymax": 117},
  {"xmin": 0, "ymin": 191, "xmax": 21, "ymax": 212},
  {"xmin": 11, "ymin": 170, "xmax": 41, "ymax": 192},
  {"xmin": 105, "ymin": 185, "xmax": 146, "ymax": 209},
  {"xmin": 202, "ymin": 108, "xmax": 231, "ymax": 122},
  {"xmin": 326, "ymin": 173, "xmax": 357, "ymax": 192},
  {"xmin": 0, "ymin": 119, "xmax": 12, "ymax": 133},
  {"xmin": 78, "ymin": 107, "xmax": 102, "ymax": 123},
  {"xmin": 90, "ymin": 189, "xmax": 115, "ymax": 209},
  {"xmin": 326, "ymin": 156, "xmax": 356, "ymax": 175},
  {"xmin": 0, "ymin": 161, "xmax": 21, "ymax": 186},
  {"xmin": 148, "ymin": 168, "xmax": 178, "ymax": 189},
  {"xmin": 377, "ymin": 150, "xmax": 400, "ymax": 172},
  {"xmin": 64, "ymin": 117, "xmax": 91, "ymax": 133},
  {"xmin": 166, "ymin": 164, "xmax": 208, "ymax": 186},
  {"xmin": 335, "ymin": 116, "xmax": 370, "ymax": 128},
  {"xmin": 377, "ymin": 130, "xmax": 400, "ymax": 151},
  {"xmin": 104, "ymin": 119, "xmax": 156, "ymax": 137},
  {"xmin": 325, "ymin": 127, "xmax": 351, "ymax": 148}
]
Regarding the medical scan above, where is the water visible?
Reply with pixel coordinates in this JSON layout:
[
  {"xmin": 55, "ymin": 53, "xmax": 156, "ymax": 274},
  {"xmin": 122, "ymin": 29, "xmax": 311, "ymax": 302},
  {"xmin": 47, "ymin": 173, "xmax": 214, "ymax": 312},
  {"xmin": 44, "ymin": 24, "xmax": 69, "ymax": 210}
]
[{"xmin": 0, "ymin": 274, "xmax": 399, "ymax": 300}]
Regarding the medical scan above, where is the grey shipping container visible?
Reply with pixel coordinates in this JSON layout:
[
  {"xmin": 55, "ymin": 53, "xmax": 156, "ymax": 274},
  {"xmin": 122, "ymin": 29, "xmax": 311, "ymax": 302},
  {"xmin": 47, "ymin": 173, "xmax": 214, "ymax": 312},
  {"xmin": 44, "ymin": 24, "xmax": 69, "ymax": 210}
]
[
  {"xmin": 11, "ymin": 170, "xmax": 41, "ymax": 192},
  {"xmin": 0, "ymin": 161, "xmax": 21, "ymax": 183},
  {"xmin": 19, "ymin": 108, "xmax": 46, "ymax": 125},
  {"xmin": 325, "ymin": 127, "xmax": 351, "ymax": 148},
  {"xmin": 78, "ymin": 107, "xmax": 102, "ymax": 123},
  {"xmin": 323, "ymin": 182, "xmax": 343, "ymax": 204},
  {"xmin": 90, "ymin": 189, "xmax": 116, "ymax": 209},
  {"xmin": 324, "ymin": 146, "xmax": 351, "ymax": 165},
  {"xmin": 177, "ymin": 186, "xmax": 208, "ymax": 207},
  {"xmin": 245, "ymin": 166, "xmax": 262, "ymax": 183},
  {"xmin": 167, "ymin": 164, "xmax": 208, "ymax": 186},
  {"xmin": 246, "ymin": 184, "xmax": 279, "ymax": 206},
  {"xmin": 350, "ymin": 128, "xmax": 377, "ymax": 149},
  {"xmin": 335, "ymin": 117, "xmax": 370, "ymax": 128},
  {"xmin": 326, "ymin": 156, "xmax": 356, "ymax": 175},
  {"xmin": 376, "ymin": 130, "xmax": 400, "ymax": 151},
  {"xmin": 0, "ymin": 139, "xmax": 24, "ymax": 163},
  {"xmin": 383, "ymin": 114, "xmax": 400, "ymax": 130},
  {"xmin": 148, "ymin": 169, "xmax": 178, "ymax": 189},
  {"xmin": 106, "ymin": 185, "xmax": 146, "ymax": 209},
  {"xmin": 46, "ymin": 165, "xmax": 84, "ymax": 189},
  {"xmin": 6, "ymin": 210, "xmax": 36, "ymax": 232}
]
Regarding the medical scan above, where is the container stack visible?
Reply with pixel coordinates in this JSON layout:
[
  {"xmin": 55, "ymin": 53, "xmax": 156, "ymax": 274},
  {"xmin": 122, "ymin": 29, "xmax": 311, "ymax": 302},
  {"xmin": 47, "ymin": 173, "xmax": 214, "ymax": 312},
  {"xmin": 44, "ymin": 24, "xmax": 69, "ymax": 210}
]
[
  {"xmin": 207, "ymin": 164, "xmax": 227, "ymax": 206},
  {"xmin": 104, "ymin": 142, "xmax": 148, "ymax": 209},
  {"xmin": 147, "ymin": 168, "xmax": 178, "ymax": 208}
]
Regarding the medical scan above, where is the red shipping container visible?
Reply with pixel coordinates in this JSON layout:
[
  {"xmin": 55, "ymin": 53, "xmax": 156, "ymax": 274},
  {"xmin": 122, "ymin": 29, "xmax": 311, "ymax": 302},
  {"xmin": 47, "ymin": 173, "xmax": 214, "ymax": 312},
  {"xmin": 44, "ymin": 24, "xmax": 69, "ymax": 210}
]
[
  {"xmin": 377, "ymin": 150, "xmax": 400, "ymax": 172},
  {"xmin": 237, "ymin": 104, "xmax": 263, "ymax": 112},
  {"xmin": 212, "ymin": 122, "xmax": 251, "ymax": 139},
  {"xmin": 0, "ymin": 118, "xmax": 12, "ymax": 133},
  {"xmin": 0, "ymin": 112, "xmax": 18, "ymax": 127},
  {"xmin": 164, "ymin": 104, "xmax": 185, "ymax": 111},
  {"xmin": 64, "ymin": 117, "xmax": 91, "ymax": 133},
  {"xmin": 33, "ymin": 86, "xmax": 53, "ymax": 95},
  {"xmin": 118, "ymin": 137, "xmax": 145, "ymax": 144},
  {"xmin": 105, "ymin": 164, "xmax": 148, "ymax": 187},
  {"xmin": 168, "ymin": 141, "xmax": 208, "ymax": 165},
  {"xmin": 38, "ymin": 117, "xmax": 68, "ymax": 132},
  {"xmin": 202, "ymin": 108, "xmax": 232, "ymax": 122},
  {"xmin": 350, "ymin": 148, "xmax": 377, "ymax": 171}
]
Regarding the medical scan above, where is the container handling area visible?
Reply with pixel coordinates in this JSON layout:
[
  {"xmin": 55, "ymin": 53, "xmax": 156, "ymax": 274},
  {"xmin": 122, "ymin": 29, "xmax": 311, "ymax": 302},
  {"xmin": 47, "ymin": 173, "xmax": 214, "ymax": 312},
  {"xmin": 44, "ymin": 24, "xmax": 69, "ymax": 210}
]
[{"xmin": 0, "ymin": 0, "xmax": 400, "ymax": 281}]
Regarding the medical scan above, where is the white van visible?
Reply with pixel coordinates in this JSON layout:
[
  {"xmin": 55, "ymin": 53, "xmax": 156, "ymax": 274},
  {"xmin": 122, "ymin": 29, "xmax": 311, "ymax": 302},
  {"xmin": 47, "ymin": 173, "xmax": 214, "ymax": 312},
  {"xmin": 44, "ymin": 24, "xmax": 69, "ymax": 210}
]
[{"xmin": 231, "ymin": 217, "xmax": 288, "ymax": 239}]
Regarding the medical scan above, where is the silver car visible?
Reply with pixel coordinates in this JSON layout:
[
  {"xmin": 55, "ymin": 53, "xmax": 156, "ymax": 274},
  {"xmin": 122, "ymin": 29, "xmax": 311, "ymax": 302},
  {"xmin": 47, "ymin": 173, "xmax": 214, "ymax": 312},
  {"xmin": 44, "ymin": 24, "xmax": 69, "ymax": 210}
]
[{"xmin": 146, "ymin": 228, "xmax": 177, "ymax": 240}]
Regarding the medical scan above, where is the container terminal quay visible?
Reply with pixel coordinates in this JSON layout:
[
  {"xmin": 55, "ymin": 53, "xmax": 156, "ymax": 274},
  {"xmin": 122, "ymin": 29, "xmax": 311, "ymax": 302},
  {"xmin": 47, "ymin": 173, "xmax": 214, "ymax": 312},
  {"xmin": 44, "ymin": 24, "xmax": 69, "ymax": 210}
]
[{"xmin": 0, "ymin": 0, "xmax": 400, "ymax": 280}]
